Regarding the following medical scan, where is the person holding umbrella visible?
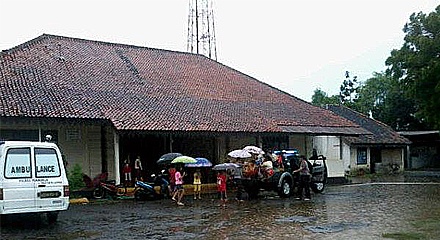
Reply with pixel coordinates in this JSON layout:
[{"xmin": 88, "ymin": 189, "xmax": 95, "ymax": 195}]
[{"xmin": 172, "ymin": 166, "xmax": 186, "ymax": 206}]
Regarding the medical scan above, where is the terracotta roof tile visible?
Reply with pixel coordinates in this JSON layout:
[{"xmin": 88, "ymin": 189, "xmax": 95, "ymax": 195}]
[
  {"xmin": 327, "ymin": 105, "xmax": 411, "ymax": 145},
  {"xmin": 1, "ymin": 34, "xmax": 363, "ymax": 133}
]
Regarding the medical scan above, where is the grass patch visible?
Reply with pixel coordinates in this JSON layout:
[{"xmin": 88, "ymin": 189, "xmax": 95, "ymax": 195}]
[
  {"xmin": 58, "ymin": 230, "xmax": 100, "ymax": 240},
  {"xmin": 383, "ymin": 217, "xmax": 440, "ymax": 239},
  {"xmin": 382, "ymin": 232, "xmax": 425, "ymax": 240}
]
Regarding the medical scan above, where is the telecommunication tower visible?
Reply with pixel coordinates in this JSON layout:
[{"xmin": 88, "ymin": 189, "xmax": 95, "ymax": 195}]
[{"xmin": 187, "ymin": 0, "xmax": 217, "ymax": 60}]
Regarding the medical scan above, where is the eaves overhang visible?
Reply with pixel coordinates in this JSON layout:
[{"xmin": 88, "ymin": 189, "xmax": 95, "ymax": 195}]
[{"xmin": 278, "ymin": 125, "xmax": 371, "ymax": 136}]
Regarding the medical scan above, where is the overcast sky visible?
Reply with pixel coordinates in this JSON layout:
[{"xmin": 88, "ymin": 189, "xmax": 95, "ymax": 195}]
[{"xmin": 1, "ymin": 0, "xmax": 438, "ymax": 101}]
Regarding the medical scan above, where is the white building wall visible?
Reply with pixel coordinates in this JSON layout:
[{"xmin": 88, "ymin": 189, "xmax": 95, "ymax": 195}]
[
  {"xmin": 0, "ymin": 120, "xmax": 105, "ymax": 179},
  {"xmin": 340, "ymin": 141, "xmax": 351, "ymax": 174},
  {"xmin": 58, "ymin": 125, "xmax": 102, "ymax": 178},
  {"xmin": 312, "ymin": 136, "xmax": 345, "ymax": 178},
  {"xmin": 349, "ymin": 147, "xmax": 369, "ymax": 171}
]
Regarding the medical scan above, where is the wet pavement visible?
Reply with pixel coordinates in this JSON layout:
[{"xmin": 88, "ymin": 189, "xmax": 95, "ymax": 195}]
[{"xmin": 1, "ymin": 174, "xmax": 440, "ymax": 240}]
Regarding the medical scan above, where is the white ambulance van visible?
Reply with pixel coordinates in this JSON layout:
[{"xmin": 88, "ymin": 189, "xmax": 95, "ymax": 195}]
[{"xmin": 0, "ymin": 140, "xmax": 70, "ymax": 223}]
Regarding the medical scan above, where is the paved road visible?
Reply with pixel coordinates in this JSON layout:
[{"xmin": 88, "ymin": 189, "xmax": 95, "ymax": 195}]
[{"xmin": 2, "ymin": 175, "xmax": 440, "ymax": 239}]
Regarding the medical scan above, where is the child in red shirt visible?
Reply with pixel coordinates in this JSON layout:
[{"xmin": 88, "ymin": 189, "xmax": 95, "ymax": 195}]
[
  {"xmin": 122, "ymin": 161, "xmax": 132, "ymax": 186},
  {"xmin": 168, "ymin": 166, "xmax": 176, "ymax": 198},
  {"xmin": 217, "ymin": 171, "xmax": 227, "ymax": 206}
]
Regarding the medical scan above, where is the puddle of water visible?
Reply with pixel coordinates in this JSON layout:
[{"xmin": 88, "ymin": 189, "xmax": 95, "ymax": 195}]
[
  {"xmin": 275, "ymin": 215, "xmax": 317, "ymax": 223},
  {"xmin": 305, "ymin": 222, "xmax": 369, "ymax": 233},
  {"xmin": 2, "ymin": 182, "xmax": 440, "ymax": 240}
]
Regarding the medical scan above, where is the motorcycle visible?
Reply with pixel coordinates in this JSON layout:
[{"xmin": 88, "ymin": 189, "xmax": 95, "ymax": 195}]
[
  {"xmin": 92, "ymin": 172, "xmax": 126, "ymax": 199},
  {"xmin": 134, "ymin": 171, "xmax": 169, "ymax": 201}
]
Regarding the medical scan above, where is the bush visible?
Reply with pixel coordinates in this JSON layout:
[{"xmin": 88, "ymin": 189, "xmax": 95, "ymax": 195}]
[{"xmin": 68, "ymin": 164, "xmax": 85, "ymax": 191}]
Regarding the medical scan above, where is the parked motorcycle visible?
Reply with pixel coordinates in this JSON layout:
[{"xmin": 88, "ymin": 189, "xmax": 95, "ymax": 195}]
[
  {"xmin": 92, "ymin": 173, "xmax": 125, "ymax": 199},
  {"xmin": 134, "ymin": 171, "xmax": 169, "ymax": 201}
]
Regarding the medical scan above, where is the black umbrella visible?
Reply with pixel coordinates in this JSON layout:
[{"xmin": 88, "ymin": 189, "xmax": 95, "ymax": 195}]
[{"xmin": 157, "ymin": 153, "xmax": 183, "ymax": 165}]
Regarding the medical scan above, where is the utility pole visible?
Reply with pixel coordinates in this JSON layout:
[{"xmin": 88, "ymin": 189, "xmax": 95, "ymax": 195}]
[{"xmin": 187, "ymin": 0, "xmax": 217, "ymax": 60}]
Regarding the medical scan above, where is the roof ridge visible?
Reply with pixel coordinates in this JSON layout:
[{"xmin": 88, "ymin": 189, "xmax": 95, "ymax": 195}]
[
  {"xmin": 1, "ymin": 34, "xmax": 49, "ymax": 54},
  {"xmin": 1, "ymin": 33, "xmax": 199, "ymax": 57}
]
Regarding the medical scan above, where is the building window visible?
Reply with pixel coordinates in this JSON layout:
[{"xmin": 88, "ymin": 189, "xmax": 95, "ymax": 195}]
[
  {"xmin": 66, "ymin": 129, "xmax": 81, "ymax": 141},
  {"xmin": 357, "ymin": 148, "xmax": 367, "ymax": 165}
]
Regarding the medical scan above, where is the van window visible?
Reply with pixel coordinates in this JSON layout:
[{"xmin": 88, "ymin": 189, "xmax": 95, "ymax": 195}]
[
  {"xmin": 35, "ymin": 148, "xmax": 61, "ymax": 178},
  {"xmin": 5, "ymin": 148, "xmax": 32, "ymax": 178}
]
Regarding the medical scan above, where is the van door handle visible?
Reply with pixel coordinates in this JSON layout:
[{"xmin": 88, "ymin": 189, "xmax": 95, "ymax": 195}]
[{"xmin": 38, "ymin": 185, "xmax": 46, "ymax": 187}]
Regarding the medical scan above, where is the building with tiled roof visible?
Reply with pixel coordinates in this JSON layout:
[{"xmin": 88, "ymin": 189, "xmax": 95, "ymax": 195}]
[
  {"xmin": 313, "ymin": 105, "xmax": 410, "ymax": 176},
  {"xmin": 1, "ymin": 34, "xmax": 368, "ymax": 182}
]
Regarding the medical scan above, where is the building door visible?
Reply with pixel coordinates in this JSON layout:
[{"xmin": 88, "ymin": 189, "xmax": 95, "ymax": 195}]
[{"xmin": 370, "ymin": 147, "xmax": 382, "ymax": 173}]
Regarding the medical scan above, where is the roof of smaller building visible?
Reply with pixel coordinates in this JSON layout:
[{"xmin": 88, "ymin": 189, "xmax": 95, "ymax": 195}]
[{"xmin": 326, "ymin": 105, "xmax": 411, "ymax": 145}]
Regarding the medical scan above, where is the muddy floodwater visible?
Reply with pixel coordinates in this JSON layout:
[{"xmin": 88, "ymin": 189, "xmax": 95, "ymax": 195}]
[{"xmin": 2, "ymin": 174, "xmax": 440, "ymax": 240}]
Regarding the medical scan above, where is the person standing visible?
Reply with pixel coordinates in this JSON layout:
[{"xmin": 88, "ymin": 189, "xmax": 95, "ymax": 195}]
[
  {"xmin": 122, "ymin": 160, "xmax": 132, "ymax": 187},
  {"xmin": 217, "ymin": 171, "xmax": 227, "ymax": 206},
  {"xmin": 173, "ymin": 166, "xmax": 186, "ymax": 206},
  {"xmin": 134, "ymin": 156, "xmax": 143, "ymax": 181},
  {"xmin": 193, "ymin": 169, "xmax": 202, "ymax": 200},
  {"xmin": 168, "ymin": 166, "xmax": 176, "ymax": 198},
  {"xmin": 293, "ymin": 155, "xmax": 311, "ymax": 201}
]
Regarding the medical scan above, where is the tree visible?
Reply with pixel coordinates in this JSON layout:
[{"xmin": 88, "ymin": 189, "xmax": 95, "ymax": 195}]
[
  {"xmin": 311, "ymin": 88, "xmax": 340, "ymax": 107},
  {"xmin": 356, "ymin": 72, "xmax": 427, "ymax": 130},
  {"xmin": 386, "ymin": 6, "xmax": 440, "ymax": 129},
  {"xmin": 339, "ymin": 71, "xmax": 360, "ymax": 109}
]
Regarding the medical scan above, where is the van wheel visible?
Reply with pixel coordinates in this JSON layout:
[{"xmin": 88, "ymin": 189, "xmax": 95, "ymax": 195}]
[
  {"xmin": 47, "ymin": 212, "xmax": 59, "ymax": 224},
  {"xmin": 93, "ymin": 187, "xmax": 105, "ymax": 199}
]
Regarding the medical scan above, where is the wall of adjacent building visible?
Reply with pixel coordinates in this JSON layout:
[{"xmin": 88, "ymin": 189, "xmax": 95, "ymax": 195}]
[
  {"xmin": 311, "ymin": 135, "xmax": 345, "ymax": 178},
  {"xmin": 0, "ymin": 119, "xmax": 111, "ymax": 180},
  {"xmin": 349, "ymin": 146, "xmax": 405, "ymax": 174}
]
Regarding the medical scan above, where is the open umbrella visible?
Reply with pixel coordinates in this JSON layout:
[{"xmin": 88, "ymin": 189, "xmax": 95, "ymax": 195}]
[
  {"xmin": 157, "ymin": 153, "xmax": 183, "ymax": 165},
  {"xmin": 228, "ymin": 149, "xmax": 252, "ymax": 159},
  {"xmin": 185, "ymin": 157, "xmax": 212, "ymax": 168},
  {"xmin": 243, "ymin": 146, "xmax": 265, "ymax": 155},
  {"xmin": 212, "ymin": 162, "xmax": 241, "ymax": 171},
  {"xmin": 212, "ymin": 163, "xmax": 242, "ymax": 178},
  {"xmin": 171, "ymin": 156, "xmax": 197, "ymax": 164}
]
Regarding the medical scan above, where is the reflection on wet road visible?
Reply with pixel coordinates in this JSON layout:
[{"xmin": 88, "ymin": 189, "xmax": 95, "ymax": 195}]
[{"xmin": 2, "ymin": 178, "xmax": 440, "ymax": 240}]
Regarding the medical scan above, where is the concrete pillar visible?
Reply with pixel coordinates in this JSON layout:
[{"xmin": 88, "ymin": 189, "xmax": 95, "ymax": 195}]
[{"xmin": 113, "ymin": 131, "xmax": 120, "ymax": 185}]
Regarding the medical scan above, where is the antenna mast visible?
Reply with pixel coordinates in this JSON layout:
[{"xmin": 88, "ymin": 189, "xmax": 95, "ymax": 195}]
[{"xmin": 187, "ymin": 0, "xmax": 217, "ymax": 60}]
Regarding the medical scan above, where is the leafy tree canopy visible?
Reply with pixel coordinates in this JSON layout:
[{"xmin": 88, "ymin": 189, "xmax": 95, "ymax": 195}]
[
  {"xmin": 311, "ymin": 70, "xmax": 429, "ymax": 131},
  {"xmin": 386, "ymin": 5, "xmax": 440, "ymax": 128},
  {"xmin": 311, "ymin": 88, "xmax": 339, "ymax": 107},
  {"xmin": 356, "ymin": 72, "xmax": 428, "ymax": 130}
]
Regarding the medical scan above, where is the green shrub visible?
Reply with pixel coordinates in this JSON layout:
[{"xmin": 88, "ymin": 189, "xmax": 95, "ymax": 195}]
[{"xmin": 68, "ymin": 164, "xmax": 85, "ymax": 191}]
